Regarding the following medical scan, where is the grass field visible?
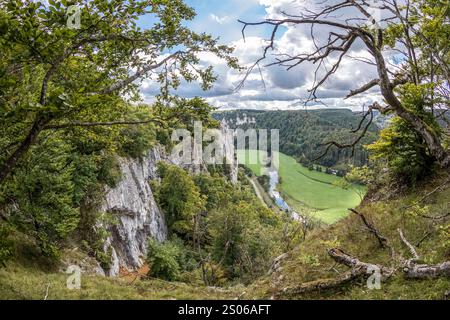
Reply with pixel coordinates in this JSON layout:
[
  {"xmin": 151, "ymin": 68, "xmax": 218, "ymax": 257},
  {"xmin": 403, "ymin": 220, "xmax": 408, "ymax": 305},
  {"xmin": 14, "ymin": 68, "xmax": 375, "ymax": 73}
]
[{"xmin": 237, "ymin": 150, "xmax": 366, "ymax": 224}]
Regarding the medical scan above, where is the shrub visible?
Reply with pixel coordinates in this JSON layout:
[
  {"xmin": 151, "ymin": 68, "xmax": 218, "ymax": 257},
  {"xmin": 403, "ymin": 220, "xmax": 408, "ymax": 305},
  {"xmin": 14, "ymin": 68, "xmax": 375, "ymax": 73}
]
[
  {"xmin": 146, "ymin": 238, "xmax": 182, "ymax": 281},
  {"xmin": 367, "ymin": 117, "xmax": 435, "ymax": 185},
  {"xmin": 0, "ymin": 224, "xmax": 13, "ymax": 266},
  {"xmin": 154, "ymin": 163, "xmax": 205, "ymax": 238}
]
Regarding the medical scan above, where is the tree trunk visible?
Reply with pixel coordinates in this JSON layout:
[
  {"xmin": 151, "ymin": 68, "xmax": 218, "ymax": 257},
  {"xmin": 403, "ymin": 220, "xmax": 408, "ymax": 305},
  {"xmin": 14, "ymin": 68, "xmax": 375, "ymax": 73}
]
[
  {"xmin": 395, "ymin": 106, "xmax": 450, "ymax": 168},
  {"xmin": 373, "ymin": 46, "xmax": 450, "ymax": 168},
  {"xmin": 0, "ymin": 116, "xmax": 48, "ymax": 185}
]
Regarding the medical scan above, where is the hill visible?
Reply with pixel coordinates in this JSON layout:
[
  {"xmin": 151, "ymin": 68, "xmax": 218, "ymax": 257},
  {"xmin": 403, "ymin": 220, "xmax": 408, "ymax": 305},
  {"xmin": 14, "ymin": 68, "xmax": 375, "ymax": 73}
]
[
  {"xmin": 214, "ymin": 109, "xmax": 379, "ymax": 171},
  {"xmin": 241, "ymin": 171, "xmax": 450, "ymax": 299},
  {"xmin": 1, "ymin": 172, "xmax": 448, "ymax": 300}
]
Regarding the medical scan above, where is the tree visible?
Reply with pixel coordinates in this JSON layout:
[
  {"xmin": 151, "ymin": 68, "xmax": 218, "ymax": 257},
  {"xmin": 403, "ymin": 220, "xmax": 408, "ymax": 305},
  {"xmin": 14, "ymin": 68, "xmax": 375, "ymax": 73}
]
[
  {"xmin": 239, "ymin": 0, "xmax": 450, "ymax": 169},
  {"xmin": 155, "ymin": 163, "xmax": 206, "ymax": 240},
  {"xmin": 207, "ymin": 199, "xmax": 281, "ymax": 279},
  {"xmin": 0, "ymin": 0, "xmax": 238, "ymax": 185}
]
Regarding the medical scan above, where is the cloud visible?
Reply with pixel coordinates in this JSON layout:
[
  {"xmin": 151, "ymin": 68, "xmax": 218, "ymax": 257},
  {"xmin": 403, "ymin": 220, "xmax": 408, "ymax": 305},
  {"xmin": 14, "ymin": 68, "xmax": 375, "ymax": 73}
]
[
  {"xmin": 209, "ymin": 14, "xmax": 230, "ymax": 24},
  {"xmin": 139, "ymin": 0, "xmax": 390, "ymax": 111}
]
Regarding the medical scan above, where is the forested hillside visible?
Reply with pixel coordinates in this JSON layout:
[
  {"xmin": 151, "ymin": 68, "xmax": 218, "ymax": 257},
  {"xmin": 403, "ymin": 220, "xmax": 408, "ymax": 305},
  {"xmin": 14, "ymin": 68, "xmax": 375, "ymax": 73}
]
[
  {"xmin": 0, "ymin": 0, "xmax": 449, "ymax": 303},
  {"xmin": 215, "ymin": 109, "xmax": 379, "ymax": 170},
  {"xmin": 0, "ymin": 0, "xmax": 298, "ymax": 293}
]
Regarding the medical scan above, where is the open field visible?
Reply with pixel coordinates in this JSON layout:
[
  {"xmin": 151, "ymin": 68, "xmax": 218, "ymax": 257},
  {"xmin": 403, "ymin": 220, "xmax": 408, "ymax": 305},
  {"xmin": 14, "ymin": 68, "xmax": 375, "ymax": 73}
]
[{"xmin": 237, "ymin": 150, "xmax": 366, "ymax": 224}]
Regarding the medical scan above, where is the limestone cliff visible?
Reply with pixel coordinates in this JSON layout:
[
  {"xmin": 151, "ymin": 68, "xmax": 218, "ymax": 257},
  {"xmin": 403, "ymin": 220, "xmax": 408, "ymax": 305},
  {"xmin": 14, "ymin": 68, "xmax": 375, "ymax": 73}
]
[
  {"xmin": 100, "ymin": 123, "xmax": 238, "ymax": 276},
  {"xmin": 101, "ymin": 147, "xmax": 168, "ymax": 277}
]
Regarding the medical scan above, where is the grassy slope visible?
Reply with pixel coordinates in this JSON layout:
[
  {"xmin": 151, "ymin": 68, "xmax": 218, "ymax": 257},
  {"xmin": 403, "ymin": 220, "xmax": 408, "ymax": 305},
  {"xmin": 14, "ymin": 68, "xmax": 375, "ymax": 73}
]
[
  {"xmin": 242, "ymin": 172, "xmax": 450, "ymax": 300},
  {"xmin": 0, "ymin": 174, "xmax": 448, "ymax": 300},
  {"xmin": 237, "ymin": 150, "xmax": 365, "ymax": 224},
  {"xmin": 0, "ymin": 264, "xmax": 237, "ymax": 300},
  {"xmin": 0, "ymin": 231, "xmax": 239, "ymax": 300}
]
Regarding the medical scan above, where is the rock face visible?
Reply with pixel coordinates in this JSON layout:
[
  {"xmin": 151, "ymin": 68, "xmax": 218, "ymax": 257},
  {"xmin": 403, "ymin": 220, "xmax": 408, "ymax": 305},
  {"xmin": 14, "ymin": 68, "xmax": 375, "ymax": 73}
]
[
  {"xmin": 220, "ymin": 119, "xmax": 238, "ymax": 184},
  {"xmin": 100, "ymin": 121, "xmax": 239, "ymax": 277},
  {"xmin": 101, "ymin": 147, "xmax": 168, "ymax": 277}
]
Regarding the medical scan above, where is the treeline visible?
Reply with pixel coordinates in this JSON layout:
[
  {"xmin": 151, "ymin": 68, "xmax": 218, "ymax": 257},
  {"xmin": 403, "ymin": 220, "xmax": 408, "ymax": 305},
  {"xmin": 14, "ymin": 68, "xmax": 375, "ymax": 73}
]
[{"xmin": 214, "ymin": 109, "xmax": 379, "ymax": 170}]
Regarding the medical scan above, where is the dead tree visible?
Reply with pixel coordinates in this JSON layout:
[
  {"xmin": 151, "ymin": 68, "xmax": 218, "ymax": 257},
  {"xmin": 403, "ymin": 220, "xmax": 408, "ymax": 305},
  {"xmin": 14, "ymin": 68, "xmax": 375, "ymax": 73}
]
[
  {"xmin": 274, "ymin": 224, "xmax": 449, "ymax": 298},
  {"xmin": 239, "ymin": 0, "xmax": 450, "ymax": 168}
]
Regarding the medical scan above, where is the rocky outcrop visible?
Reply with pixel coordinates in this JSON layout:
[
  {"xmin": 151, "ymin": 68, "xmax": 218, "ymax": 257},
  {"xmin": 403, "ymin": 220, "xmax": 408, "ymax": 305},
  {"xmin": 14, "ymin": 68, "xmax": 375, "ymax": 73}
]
[
  {"xmin": 101, "ymin": 147, "xmax": 168, "ymax": 277},
  {"xmin": 100, "ymin": 121, "xmax": 239, "ymax": 277},
  {"xmin": 220, "ymin": 119, "xmax": 238, "ymax": 184}
]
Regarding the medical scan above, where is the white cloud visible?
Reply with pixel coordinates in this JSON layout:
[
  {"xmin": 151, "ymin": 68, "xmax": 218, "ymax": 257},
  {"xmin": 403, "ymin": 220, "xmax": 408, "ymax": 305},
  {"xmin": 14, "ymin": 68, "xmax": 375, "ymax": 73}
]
[
  {"xmin": 209, "ymin": 14, "xmax": 230, "ymax": 24},
  {"xmin": 139, "ymin": 0, "xmax": 392, "ymax": 111}
]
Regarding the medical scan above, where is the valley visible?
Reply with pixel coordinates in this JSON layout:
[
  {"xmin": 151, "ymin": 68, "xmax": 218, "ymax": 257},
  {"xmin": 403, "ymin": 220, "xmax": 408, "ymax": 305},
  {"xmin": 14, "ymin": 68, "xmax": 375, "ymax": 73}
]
[
  {"xmin": 237, "ymin": 150, "xmax": 366, "ymax": 224},
  {"xmin": 1, "ymin": 0, "xmax": 449, "ymax": 303}
]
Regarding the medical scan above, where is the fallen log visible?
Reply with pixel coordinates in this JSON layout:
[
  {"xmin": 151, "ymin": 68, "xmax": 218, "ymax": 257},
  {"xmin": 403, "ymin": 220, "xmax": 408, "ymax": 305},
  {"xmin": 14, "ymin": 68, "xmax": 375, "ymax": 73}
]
[
  {"xmin": 328, "ymin": 248, "xmax": 393, "ymax": 278},
  {"xmin": 274, "ymin": 236, "xmax": 449, "ymax": 298},
  {"xmin": 278, "ymin": 271, "xmax": 360, "ymax": 297},
  {"xmin": 403, "ymin": 261, "xmax": 450, "ymax": 279},
  {"xmin": 275, "ymin": 249, "xmax": 393, "ymax": 298}
]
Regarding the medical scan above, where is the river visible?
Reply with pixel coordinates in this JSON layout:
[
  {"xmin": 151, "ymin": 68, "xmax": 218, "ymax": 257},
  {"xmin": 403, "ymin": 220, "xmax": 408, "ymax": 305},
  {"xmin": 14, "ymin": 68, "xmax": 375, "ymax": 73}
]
[{"xmin": 267, "ymin": 168, "xmax": 304, "ymax": 222}]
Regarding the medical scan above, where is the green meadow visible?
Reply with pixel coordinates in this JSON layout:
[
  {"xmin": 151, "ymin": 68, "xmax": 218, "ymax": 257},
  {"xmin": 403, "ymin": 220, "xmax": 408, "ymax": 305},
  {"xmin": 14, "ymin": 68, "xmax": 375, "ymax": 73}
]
[{"xmin": 237, "ymin": 150, "xmax": 366, "ymax": 224}]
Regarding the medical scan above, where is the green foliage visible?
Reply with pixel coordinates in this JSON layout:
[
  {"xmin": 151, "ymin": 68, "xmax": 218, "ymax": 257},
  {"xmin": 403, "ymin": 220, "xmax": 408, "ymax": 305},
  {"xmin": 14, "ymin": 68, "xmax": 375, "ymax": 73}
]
[
  {"xmin": 367, "ymin": 116, "xmax": 435, "ymax": 185},
  {"xmin": 152, "ymin": 164, "xmax": 285, "ymax": 283},
  {"xmin": 256, "ymin": 175, "xmax": 270, "ymax": 193},
  {"xmin": 345, "ymin": 165, "xmax": 374, "ymax": 185},
  {"xmin": 366, "ymin": 81, "xmax": 445, "ymax": 185},
  {"xmin": 215, "ymin": 109, "xmax": 378, "ymax": 169},
  {"xmin": 4, "ymin": 137, "xmax": 79, "ymax": 259},
  {"xmin": 146, "ymin": 238, "xmax": 181, "ymax": 281},
  {"xmin": 0, "ymin": 0, "xmax": 237, "ymax": 263},
  {"xmin": 208, "ymin": 199, "xmax": 282, "ymax": 280},
  {"xmin": 146, "ymin": 236, "xmax": 197, "ymax": 282},
  {"xmin": 155, "ymin": 163, "xmax": 206, "ymax": 237},
  {"xmin": 437, "ymin": 223, "xmax": 450, "ymax": 255},
  {"xmin": 0, "ymin": 126, "xmax": 126, "ymax": 259},
  {"xmin": 0, "ymin": 224, "xmax": 13, "ymax": 266},
  {"xmin": 193, "ymin": 173, "xmax": 232, "ymax": 210}
]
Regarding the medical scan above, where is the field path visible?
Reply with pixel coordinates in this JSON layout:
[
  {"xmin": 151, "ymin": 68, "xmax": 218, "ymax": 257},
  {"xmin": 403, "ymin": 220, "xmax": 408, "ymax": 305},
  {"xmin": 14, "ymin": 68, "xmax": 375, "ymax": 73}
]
[{"xmin": 247, "ymin": 177, "xmax": 268, "ymax": 207}]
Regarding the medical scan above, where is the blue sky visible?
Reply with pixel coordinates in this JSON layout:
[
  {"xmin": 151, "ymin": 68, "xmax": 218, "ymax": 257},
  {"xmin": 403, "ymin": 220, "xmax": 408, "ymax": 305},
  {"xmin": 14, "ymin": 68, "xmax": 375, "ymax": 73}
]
[
  {"xmin": 138, "ymin": 0, "xmax": 383, "ymax": 111},
  {"xmin": 184, "ymin": 0, "xmax": 271, "ymax": 41},
  {"xmin": 137, "ymin": 0, "xmax": 273, "ymax": 42}
]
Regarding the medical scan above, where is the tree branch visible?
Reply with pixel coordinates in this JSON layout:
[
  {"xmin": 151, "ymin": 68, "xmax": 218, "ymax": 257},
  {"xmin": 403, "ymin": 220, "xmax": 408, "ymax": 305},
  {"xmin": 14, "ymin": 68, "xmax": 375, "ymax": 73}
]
[
  {"xmin": 99, "ymin": 51, "xmax": 185, "ymax": 95},
  {"xmin": 43, "ymin": 118, "xmax": 167, "ymax": 130},
  {"xmin": 314, "ymin": 105, "xmax": 374, "ymax": 161},
  {"xmin": 398, "ymin": 228, "xmax": 420, "ymax": 261},
  {"xmin": 349, "ymin": 209, "xmax": 389, "ymax": 249}
]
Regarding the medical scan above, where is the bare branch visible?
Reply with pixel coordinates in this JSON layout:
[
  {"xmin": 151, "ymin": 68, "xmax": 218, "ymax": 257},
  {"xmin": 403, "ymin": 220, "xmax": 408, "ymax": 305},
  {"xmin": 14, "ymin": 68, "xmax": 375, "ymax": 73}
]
[
  {"xmin": 398, "ymin": 228, "xmax": 420, "ymax": 261},
  {"xmin": 349, "ymin": 209, "xmax": 389, "ymax": 249},
  {"xmin": 314, "ymin": 105, "xmax": 374, "ymax": 161},
  {"xmin": 346, "ymin": 79, "xmax": 379, "ymax": 99}
]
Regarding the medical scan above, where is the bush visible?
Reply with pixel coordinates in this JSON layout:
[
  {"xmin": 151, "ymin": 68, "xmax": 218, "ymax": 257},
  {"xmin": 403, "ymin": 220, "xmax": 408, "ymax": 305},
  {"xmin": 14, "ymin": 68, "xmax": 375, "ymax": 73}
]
[
  {"xmin": 367, "ymin": 117, "xmax": 435, "ymax": 185},
  {"xmin": 154, "ymin": 163, "xmax": 205, "ymax": 238},
  {"xmin": 147, "ymin": 237, "xmax": 196, "ymax": 281},
  {"xmin": 208, "ymin": 200, "xmax": 282, "ymax": 280},
  {"xmin": 146, "ymin": 239, "xmax": 181, "ymax": 281},
  {"xmin": 0, "ymin": 224, "xmax": 13, "ymax": 266}
]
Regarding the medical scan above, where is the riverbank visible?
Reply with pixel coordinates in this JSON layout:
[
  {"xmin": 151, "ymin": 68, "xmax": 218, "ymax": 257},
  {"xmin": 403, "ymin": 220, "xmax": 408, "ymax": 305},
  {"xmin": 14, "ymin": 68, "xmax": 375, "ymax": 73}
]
[{"xmin": 237, "ymin": 150, "xmax": 365, "ymax": 224}]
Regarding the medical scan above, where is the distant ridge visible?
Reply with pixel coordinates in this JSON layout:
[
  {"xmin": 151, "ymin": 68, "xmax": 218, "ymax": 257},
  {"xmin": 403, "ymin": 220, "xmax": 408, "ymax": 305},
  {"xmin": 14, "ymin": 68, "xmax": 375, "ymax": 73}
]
[{"xmin": 214, "ymin": 109, "xmax": 379, "ymax": 170}]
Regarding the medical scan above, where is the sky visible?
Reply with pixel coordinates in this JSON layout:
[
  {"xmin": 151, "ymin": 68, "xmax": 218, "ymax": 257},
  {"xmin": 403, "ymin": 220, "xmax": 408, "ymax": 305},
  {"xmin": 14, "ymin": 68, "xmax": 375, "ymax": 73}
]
[{"xmin": 138, "ymin": 0, "xmax": 387, "ymax": 111}]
